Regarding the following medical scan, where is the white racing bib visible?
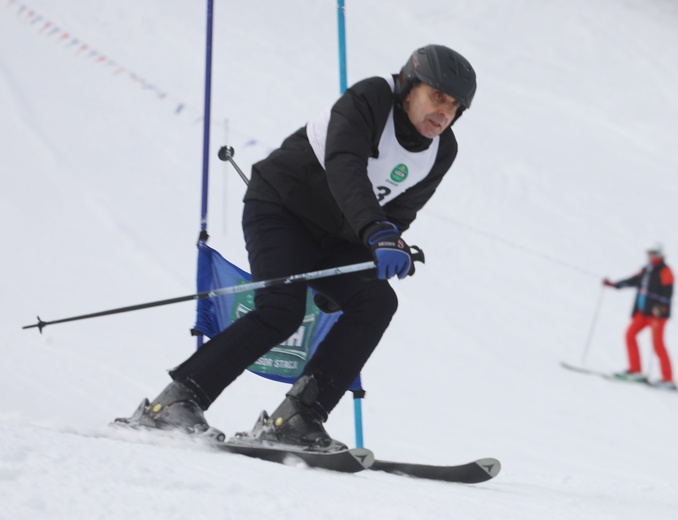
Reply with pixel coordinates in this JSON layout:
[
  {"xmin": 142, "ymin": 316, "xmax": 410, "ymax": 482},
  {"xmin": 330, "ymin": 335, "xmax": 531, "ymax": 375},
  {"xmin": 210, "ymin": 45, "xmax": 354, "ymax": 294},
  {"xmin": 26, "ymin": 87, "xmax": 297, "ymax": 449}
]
[{"xmin": 307, "ymin": 76, "xmax": 439, "ymax": 207}]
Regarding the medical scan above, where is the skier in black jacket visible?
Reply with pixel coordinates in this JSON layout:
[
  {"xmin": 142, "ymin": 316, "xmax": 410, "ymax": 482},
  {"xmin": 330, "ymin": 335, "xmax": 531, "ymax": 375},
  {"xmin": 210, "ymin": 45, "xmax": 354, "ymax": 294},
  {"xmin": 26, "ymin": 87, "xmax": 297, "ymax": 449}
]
[
  {"xmin": 603, "ymin": 243, "xmax": 675, "ymax": 389},
  {"xmin": 117, "ymin": 44, "xmax": 477, "ymax": 448}
]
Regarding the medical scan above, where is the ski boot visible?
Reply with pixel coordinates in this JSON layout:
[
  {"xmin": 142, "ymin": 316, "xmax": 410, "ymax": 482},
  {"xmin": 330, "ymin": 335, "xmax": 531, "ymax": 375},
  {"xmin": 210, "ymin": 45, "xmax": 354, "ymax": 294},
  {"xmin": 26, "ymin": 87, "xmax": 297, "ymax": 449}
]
[
  {"xmin": 114, "ymin": 380, "xmax": 225, "ymax": 442},
  {"xmin": 244, "ymin": 375, "xmax": 347, "ymax": 452},
  {"xmin": 651, "ymin": 380, "xmax": 678, "ymax": 391}
]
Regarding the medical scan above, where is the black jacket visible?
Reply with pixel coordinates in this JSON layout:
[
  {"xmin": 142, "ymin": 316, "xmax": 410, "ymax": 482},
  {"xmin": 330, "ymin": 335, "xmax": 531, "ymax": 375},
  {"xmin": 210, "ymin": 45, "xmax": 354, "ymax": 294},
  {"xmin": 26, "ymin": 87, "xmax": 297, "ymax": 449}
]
[
  {"xmin": 615, "ymin": 260, "xmax": 674, "ymax": 318},
  {"xmin": 244, "ymin": 75, "xmax": 457, "ymax": 245}
]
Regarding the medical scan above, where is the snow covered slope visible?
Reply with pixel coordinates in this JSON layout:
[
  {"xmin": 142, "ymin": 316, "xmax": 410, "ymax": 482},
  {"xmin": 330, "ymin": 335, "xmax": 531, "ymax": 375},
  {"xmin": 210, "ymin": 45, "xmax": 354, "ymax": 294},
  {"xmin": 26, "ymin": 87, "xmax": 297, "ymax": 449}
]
[{"xmin": 2, "ymin": 1, "xmax": 678, "ymax": 518}]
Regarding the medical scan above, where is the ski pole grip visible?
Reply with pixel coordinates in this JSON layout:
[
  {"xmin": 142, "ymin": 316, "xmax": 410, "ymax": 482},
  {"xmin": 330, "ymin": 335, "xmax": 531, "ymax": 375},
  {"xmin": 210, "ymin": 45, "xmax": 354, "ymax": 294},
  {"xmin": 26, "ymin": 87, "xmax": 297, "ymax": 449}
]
[
  {"xmin": 217, "ymin": 145, "xmax": 234, "ymax": 161},
  {"xmin": 410, "ymin": 245, "xmax": 425, "ymax": 264},
  {"xmin": 217, "ymin": 145, "xmax": 250, "ymax": 186}
]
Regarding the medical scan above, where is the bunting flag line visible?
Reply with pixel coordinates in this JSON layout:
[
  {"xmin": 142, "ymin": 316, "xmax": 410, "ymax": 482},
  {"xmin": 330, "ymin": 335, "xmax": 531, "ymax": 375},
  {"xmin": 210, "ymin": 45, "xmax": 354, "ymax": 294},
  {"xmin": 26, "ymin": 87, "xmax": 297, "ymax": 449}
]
[
  {"xmin": 5, "ymin": 1, "xmax": 180, "ymax": 109},
  {"xmin": 3, "ymin": 0, "xmax": 273, "ymax": 153}
]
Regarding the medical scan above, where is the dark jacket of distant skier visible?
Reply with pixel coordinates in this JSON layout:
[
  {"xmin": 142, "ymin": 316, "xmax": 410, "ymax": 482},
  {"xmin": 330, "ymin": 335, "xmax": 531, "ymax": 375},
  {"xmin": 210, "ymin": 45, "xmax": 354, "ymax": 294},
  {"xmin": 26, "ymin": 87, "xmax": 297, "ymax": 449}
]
[
  {"xmin": 614, "ymin": 260, "xmax": 674, "ymax": 318},
  {"xmin": 244, "ymin": 74, "xmax": 457, "ymax": 245}
]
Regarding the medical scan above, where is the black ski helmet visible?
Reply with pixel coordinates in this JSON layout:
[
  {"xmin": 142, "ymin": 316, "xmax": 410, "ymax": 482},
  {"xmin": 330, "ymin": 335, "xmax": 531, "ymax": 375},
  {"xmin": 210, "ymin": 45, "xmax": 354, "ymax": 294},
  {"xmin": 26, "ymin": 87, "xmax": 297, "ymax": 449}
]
[{"xmin": 397, "ymin": 44, "xmax": 477, "ymax": 110}]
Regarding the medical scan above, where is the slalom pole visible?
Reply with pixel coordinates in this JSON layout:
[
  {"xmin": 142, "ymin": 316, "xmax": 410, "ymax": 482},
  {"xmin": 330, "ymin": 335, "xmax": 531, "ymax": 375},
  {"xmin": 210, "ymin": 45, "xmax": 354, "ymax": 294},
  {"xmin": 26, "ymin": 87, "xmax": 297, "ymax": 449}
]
[
  {"xmin": 195, "ymin": 0, "xmax": 215, "ymax": 349},
  {"xmin": 198, "ymin": 0, "xmax": 214, "ymax": 238},
  {"xmin": 337, "ymin": 0, "xmax": 348, "ymax": 93},
  {"xmin": 337, "ymin": 0, "xmax": 362, "ymax": 448},
  {"xmin": 353, "ymin": 394, "xmax": 365, "ymax": 447},
  {"xmin": 581, "ymin": 286, "xmax": 605, "ymax": 365},
  {"xmin": 335, "ymin": 0, "xmax": 363, "ymax": 449},
  {"xmin": 22, "ymin": 261, "xmax": 377, "ymax": 333}
]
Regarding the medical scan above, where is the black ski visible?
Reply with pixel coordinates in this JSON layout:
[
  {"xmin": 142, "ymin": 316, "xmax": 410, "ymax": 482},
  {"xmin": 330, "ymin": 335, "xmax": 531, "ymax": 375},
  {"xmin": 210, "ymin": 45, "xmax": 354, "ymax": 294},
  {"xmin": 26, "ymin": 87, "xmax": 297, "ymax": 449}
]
[
  {"xmin": 370, "ymin": 457, "xmax": 500, "ymax": 484},
  {"xmin": 113, "ymin": 403, "xmax": 496, "ymax": 479},
  {"xmin": 215, "ymin": 440, "xmax": 374, "ymax": 473}
]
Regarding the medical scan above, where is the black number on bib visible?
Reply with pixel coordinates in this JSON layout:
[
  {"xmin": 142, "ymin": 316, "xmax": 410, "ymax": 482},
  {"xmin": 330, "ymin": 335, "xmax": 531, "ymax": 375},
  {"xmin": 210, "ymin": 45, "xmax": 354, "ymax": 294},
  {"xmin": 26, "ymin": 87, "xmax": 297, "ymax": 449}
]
[{"xmin": 375, "ymin": 186, "xmax": 391, "ymax": 202}]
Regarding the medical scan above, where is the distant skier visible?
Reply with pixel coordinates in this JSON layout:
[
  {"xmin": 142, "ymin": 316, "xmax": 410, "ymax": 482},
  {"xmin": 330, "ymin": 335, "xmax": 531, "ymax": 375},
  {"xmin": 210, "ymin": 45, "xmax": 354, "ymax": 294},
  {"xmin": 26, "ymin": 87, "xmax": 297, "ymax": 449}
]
[
  {"xmin": 603, "ymin": 243, "xmax": 675, "ymax": 390},
  {"xmin": 116, "ymin": 45, "xmax": 478, "ymax": 447}
]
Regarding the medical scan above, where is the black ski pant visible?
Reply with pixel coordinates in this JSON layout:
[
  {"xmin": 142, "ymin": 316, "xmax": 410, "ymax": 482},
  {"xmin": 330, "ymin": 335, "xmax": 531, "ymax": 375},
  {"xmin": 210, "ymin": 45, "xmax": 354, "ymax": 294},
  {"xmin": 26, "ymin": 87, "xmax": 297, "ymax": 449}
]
[{"xmin": 170, "ymin": 200, "xmax": 398, "ymax": 417}]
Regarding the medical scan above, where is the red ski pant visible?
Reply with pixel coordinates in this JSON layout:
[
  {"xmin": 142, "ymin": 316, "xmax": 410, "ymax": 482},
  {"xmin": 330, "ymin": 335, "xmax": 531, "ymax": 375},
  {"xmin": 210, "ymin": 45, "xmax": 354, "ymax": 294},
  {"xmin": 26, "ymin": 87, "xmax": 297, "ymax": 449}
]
[{"xmin": 625, "ymin": 312, "xmax": 673, "ymax": 381}]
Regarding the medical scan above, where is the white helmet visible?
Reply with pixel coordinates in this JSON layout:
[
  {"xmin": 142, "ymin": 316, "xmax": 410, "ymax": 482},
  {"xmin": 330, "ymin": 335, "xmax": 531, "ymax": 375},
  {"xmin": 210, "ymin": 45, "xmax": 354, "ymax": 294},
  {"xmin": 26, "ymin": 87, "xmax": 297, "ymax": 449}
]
[{"xmin": 646, "ymin": 242, "xmax": 664, "ymax": 256}]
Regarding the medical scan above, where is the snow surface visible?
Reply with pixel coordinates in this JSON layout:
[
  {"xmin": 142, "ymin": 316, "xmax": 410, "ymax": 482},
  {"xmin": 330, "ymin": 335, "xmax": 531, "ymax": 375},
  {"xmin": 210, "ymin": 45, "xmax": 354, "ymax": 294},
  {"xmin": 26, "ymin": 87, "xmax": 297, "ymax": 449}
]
[{"xmin": 2, "ymin": 0, "xmax": 678, "ymax": 518}]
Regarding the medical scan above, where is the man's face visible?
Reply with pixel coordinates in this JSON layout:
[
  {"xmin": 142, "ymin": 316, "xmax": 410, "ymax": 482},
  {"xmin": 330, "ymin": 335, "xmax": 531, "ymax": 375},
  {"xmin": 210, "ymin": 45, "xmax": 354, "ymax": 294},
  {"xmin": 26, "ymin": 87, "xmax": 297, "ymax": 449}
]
[{"xmin": 403, "ymin": 82, "xmax": 461, "ymax": 138}]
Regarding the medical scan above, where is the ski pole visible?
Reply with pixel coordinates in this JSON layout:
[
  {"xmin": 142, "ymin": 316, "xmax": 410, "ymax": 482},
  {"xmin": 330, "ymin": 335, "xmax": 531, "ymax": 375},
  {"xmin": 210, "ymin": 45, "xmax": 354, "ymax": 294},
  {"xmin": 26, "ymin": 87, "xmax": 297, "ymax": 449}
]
[
  {"xmin": 218, "ymin": 146, "xmax": 250, "ymax": 186},
  {"xmin": 22, "ymin": 261, "xmax": 378, "ymax": 333},
  {"xmin": 581, "ymin": 285, "xmax": 605, "ymax": 365}
]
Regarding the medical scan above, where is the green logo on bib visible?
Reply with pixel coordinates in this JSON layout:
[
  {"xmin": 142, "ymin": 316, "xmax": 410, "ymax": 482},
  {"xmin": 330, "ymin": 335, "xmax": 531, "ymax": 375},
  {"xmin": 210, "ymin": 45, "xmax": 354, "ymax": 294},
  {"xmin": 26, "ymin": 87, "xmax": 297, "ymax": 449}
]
[{"xmin": 390, "ymin": 164, "xmax": 409, "ymax": 183}]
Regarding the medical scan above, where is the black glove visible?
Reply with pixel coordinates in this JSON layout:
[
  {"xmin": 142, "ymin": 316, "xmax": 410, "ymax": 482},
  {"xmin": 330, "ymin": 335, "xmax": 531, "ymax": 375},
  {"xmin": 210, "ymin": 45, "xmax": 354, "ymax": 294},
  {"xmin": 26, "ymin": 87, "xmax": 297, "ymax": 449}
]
[{"xmin": 363, "ymin": 221, "xmax": 412, "ymax": 280}]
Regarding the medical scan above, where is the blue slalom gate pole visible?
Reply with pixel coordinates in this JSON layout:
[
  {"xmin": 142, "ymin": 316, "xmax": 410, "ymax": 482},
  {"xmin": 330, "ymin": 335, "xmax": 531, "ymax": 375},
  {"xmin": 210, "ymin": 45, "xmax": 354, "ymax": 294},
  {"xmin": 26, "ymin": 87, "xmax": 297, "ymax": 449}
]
[
  {"xmin": 353, "ymin": 398, "xmax": 364, "ymax": 447},
  {"xmin": 337, "ymin": 0, "xmax": 364, "ymax": 448},
  {"xmin": 196, "ymin": 0, "xmax": 215, "ymax": 349},
  {"xmin": 199, "ymin": 0, "xmax": 214, "ymax": 238},
  {"xmin": 337, "ymin": 0, "xmax": 348, "ymax": 93}
]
